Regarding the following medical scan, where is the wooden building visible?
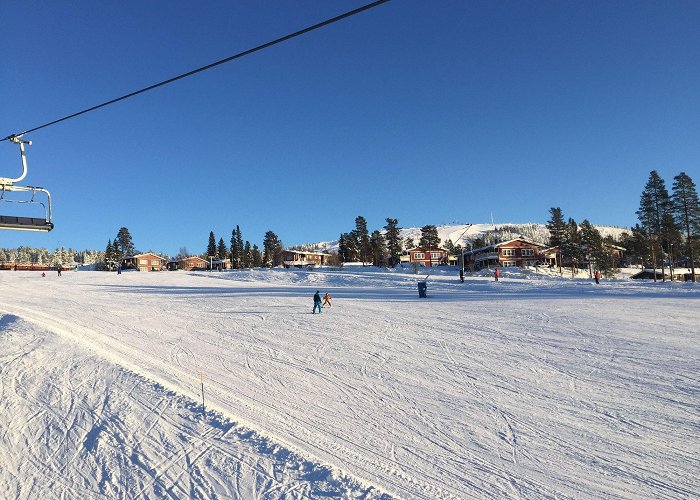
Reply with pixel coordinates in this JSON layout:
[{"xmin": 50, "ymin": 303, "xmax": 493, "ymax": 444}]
[
  {"xmin": 407, "ymin": 246, "xmax": 450, "ymax": 267},
  {"xmin": 167, "ymin": 256, "xmax": 208, "ymax": 271},
  {"xmin": 123, "ymin": 252, "xmax": 166, "ymax": 272},
  {"xmin": 463, "ymin": 238, "xmax": 545, "ymax": 270},
  {"xmin": 281, "ymin": 250, "xmax": 331, "ymax": 268}
]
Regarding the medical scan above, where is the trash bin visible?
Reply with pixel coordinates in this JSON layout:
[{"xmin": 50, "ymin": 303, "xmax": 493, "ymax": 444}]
[{"xmin": 417, "ymin": 281, "xmax": 427, "ymax": 298}]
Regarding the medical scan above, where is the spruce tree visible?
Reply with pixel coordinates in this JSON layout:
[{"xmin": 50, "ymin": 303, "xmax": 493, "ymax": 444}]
[
  {"xmin": 235, "ymin": 226, "xmax": 244, "ymax": 266},
  {"xmin": 230, "ymin": 229, "xmax": 238, "ymax": 268},
  {"xmin": 251, "ymin": 244, "xmax": 263, "ymax": 268},
  {"xmin": 104, "ymin": 239, "xmax": 114, "ymax": 269},
  {"xmin": 547, "ymin": 207, "xmax": 566, "ymax": 273},
  {"xmin": 116, "ymin": 227, "xmax": 135, "ymax": 259},
  {"xmin": 243, "ymin": 241, "xmax": 252, "ymax": 268},
  {"xmin": 217, "ymin": 238, "xmax": 227, "ymax": 261},
  {"xmin": 384, "ymin": 218, "xmax": 402, "ymax": 267},
  {"xmin": 207, "ymin": 231, "xmax": 217, "ymax": 258},
  {"xmin": 671, "ymin": 172, "xmax": 700, "ymax": 281},
  {"xmin": 404, "ymin": 236, "xmax": 415, "ymax": 250},
  {"xmin": 637, "ymin": 171, "xmax": 672, "ymax": 281}
]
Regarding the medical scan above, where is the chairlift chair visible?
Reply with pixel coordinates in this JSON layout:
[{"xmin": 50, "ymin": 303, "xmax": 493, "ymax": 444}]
[{"xmin": 0, "ymin": 136, "xmax": 53, "ymax": 231}]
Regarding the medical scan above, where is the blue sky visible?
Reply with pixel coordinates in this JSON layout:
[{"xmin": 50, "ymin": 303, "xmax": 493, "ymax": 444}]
[{"xmin": 1, "ymin": 0, "xmax": 699, "ymax": 256}]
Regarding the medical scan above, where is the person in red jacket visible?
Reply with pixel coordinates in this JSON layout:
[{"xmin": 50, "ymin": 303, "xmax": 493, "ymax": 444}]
[
  {"xmin": 594, "ymin": 270, "xmax": 601, "ymax": 284},
  {"xmin": 494, "ymin": 268, "xmax": 501, "ymax": 282}
]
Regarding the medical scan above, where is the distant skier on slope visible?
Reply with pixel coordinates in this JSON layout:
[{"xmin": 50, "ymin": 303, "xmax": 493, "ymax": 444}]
[
  {"xmin": 594, "ymin": 270, "xmax": 601, "ymax": 284},
  {"xmin": 494, "ymin": 268, "xmax": 501, "ymax": 282},
  {"xmin": 312, "ymin": 290, "xmax": 323, "ymax": 314},
  {"xmin": 322, "ymin": 293, "xmax": 333, "ymax": 308}
]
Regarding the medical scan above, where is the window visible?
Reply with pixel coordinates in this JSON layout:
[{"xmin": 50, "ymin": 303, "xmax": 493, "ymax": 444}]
[
  {"xmin": 503, "ymin": 261, "xmax": 517, "ymax": 267},
  {"xmin": 151, "ymin": 260, "xmax": 160, "ymax": 266},
  {"xmin": 430, "ymin": 252, "xmax": 441, "ymax": 259},
  {"xmin": 414, "ymin": 252, "xmax": 425, "ymax": 259},
  {"xmin": 139, "ymin": 259, "xmax": 148, "ymax": 265},
  {"xmin": 502, "ymin": 249, "xmax": 515, "ymax": 256},
  {"xmin": 521, "ymin": 248, "xmax": 534, "ymax": 256}
]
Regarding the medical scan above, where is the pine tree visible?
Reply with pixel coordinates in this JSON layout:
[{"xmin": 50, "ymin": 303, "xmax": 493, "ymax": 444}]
[
  {"xmin": 339, "ymin": 232, "xmax": 359, "ymax": 262},
  {"xmin": 263, "ymin": 231, "xmax": 283, "ymax": 267},
  {"xmin": 355, "ymin": 216, "xmax": 371, "ymax": 266},
  {"xmin": 404, "ymin": 236, "xmax": 415, "ymax": 251},
  {"xmin": 671, "ymin": 172, "xmax": 700, "ymax": 281},
  {"xmin": 370, "ymin": 230, "xmax": 388, "ymax": 267},
  {"xmin": 419, "ymin": 225, "xmax": 441, "ymax": 266},
  {"xmin": 207, "ymin": 231, "xmax": 217, "ymax": 259},
  {"xmin": 384, "ymin": 218, "xmax": 402, "ymax": 267},
  {"xmin": 579, "ymin": 219, "xmax": 603, "ymax": 277},
  {"xmin": 217, "ymin": 238, "xmax": 227, "ymax": 261},
  {"xmin": 116, "ymin": 227, "xmax": 135, "ymax": 259},
  {"xmin": 637, "ymin": 171, "xmax": 672, "ymax": 281},
  {"xmin": 546, "ymin": 207, "xmax": 566, "ymax": 273}
]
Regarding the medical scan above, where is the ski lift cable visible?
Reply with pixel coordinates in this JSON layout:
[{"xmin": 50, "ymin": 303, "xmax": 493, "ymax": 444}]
[{"xmin": 2, "ymin": 0, "xmax": 391, "ymax": 142}]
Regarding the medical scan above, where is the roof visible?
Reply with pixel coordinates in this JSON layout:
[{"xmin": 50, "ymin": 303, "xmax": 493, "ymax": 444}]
[
  {"xmin": 169, "ymin": 256, "xmax": 207, "ymax": 263},
  {"xmin": 407, "ymin": 246, "xmax": 447, "ymax": 253},
  {"xmin": 463, "ymin": 238, "xmax": 545, "ymax": 255},
  {"xmin": 130, "ymin": 252, "xmax": 165, "ymax": 260},
  {"xmin": 282, "ymin": 249, "xmax": 332, "ymax": 257}
]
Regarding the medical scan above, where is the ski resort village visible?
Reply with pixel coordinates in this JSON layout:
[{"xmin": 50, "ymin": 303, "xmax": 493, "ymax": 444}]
[{"xmin": 2, "ymin": 1, "xmax": 700, "ymax": 499}]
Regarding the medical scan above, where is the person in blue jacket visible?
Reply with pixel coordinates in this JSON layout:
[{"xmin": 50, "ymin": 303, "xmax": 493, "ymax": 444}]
[{"xmin": 312, "ymin": 290, "xmax": 322, "ymax": 314}]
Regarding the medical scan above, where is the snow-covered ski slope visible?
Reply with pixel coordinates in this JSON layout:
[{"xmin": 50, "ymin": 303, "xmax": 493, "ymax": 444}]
[{"xmin": 1, "ymin": 268, "xmax": 698, "ymax": 499}]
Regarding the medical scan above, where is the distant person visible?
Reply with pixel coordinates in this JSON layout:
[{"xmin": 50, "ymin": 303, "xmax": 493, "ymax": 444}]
[
  {"xmin": 57, "ymin": 267, "xmax": 62, "ymax": 277},
  {"xmin": 322, "ymin": 293, "xmax": 333, "ymax": 308},
  {"xmin": 313, "ymin": 290, "xmax": 323, "ymax": 314},
  {"xmin": 494, "ymin": 268, "xmax": 501, "ymax": 282},
  {"xmin": 594, "ymin": 270, "xmax": 601, "ymax": 284},
  {"xmin": 41, "ymin": 272, "xmax": 45, "ymax": 278},
  {"xmin": 117, "ymin": 265, "xmax": 122, "ymax": 275}
]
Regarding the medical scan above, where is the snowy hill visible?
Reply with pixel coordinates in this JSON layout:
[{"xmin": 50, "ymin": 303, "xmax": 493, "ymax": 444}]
[
  {"xmin": 1, "ymin": 269, "xmax": 697, "ymax": 498},
  {"xmin": 298, "ymin": 223, "xmax": 631, "ymax": 253}
]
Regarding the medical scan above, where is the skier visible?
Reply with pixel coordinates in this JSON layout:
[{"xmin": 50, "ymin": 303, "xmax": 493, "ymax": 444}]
[
  {"xmin": 322, "ymin": 292, "xmax": 333, "ymax": 308},
  {"xmin": 494, "ymin": 268, "xmax": 501, "ymax": 282},
  {"xmin": 594, "ymin": 270, "xmax": 601, "ymax": 284},
  {"xmin": 57, "ymin": 266, "xmax": 62, "ymax": 277},
  {"xmin": 312, "ymin": 290, "xmax": 322, "ymax": 314}
]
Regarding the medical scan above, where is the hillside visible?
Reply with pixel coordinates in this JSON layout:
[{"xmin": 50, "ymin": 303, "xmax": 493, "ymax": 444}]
[{"xmin": 294, "ymin": 223, "xmax": 631, "ymax": 254}]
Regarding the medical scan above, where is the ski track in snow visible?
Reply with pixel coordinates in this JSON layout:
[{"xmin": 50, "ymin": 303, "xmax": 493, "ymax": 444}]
[{"xmin": 1, "ymin": 268, "xmax": 699, "ymax": 499}]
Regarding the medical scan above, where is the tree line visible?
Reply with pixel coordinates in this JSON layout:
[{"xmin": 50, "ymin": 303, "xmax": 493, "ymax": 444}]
[
  {"xmin": 102, "ymin": 226, "xmax": 287, "ymax": 269},
  {"xmin": 547, "ymin": 171, "xmax": 699, "ymax": 281},
  {"xmin": 337, "ymin": 216, "xmax": 445, "ymax": 267}
]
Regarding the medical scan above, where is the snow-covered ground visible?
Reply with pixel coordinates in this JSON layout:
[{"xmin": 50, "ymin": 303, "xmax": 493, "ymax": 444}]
[{"xmin": 1, "ymin": 268, "xmax": 698, "ymax": 499}]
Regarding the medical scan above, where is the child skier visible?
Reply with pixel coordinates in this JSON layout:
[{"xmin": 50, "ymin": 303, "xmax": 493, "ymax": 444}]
[{"xmin": 322, "ymin": 293, "xmax": 333, "ymax": 308}]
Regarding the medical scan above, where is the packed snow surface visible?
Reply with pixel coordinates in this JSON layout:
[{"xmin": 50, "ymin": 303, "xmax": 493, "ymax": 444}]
[{"xmin": 1, "ymin": 268, "xmax": 698, "ymax": 499}]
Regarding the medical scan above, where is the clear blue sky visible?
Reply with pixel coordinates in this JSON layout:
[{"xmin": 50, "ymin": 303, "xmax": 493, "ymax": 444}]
[{"xmin": 2, "ymin": 0, "xmax": 699, "ymax": 256}]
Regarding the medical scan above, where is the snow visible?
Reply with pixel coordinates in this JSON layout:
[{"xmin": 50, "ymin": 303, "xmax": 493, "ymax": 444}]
[{"xmin": 1, "ymin": 268, "xmax": 698, "ymax": 498}]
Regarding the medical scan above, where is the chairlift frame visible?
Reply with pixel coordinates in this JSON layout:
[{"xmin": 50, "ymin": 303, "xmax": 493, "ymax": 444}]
[{"xmin": 0, "ymin": 136, "xmax": 53, "ymax": 231}]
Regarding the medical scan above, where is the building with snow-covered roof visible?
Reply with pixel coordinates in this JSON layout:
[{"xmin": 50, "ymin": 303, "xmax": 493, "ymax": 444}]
[
  {"xmin": 167, "ymin": 256, "xmax": 208, "ymax": 271},
  {"xmin": 463, "ymin": 238, "xmax": 545, "ymax": 270},
  {"xmin": 122, "ymin": 252, "xmax": 166, "ymax": 272},
  {"xmin": 281, "ymin": 249, "xmax": 331, "ymax": 268},
  {"xmin": 407, "ymin": 246, "xmax": 451, "ymax": 267}
]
